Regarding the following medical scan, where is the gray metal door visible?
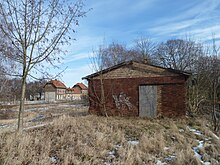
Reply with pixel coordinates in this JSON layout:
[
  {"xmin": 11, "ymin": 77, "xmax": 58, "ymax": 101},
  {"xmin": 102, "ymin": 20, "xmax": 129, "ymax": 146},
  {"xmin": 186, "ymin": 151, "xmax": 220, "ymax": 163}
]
[{"xmin": 139, "ymin": 85, "xmax": 157, "ymax": 118}]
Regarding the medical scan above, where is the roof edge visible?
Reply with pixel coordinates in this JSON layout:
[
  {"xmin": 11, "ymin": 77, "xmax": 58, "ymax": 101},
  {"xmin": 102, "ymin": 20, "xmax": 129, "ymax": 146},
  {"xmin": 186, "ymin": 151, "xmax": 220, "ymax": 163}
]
[
  {"xmin": 82, "ymin": 60, "xmax": 133, "ymax": 80},
  {"xmin": 82, "ymin": 60, "xmax": 191, "ymax": 80}
]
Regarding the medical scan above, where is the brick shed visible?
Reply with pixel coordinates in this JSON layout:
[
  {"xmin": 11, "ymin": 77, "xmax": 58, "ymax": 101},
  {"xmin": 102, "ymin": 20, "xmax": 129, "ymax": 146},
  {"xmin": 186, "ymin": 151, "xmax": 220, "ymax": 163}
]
[{"xmin": 82, "ymin": 61, "xmax": 190, "ymax": 117}]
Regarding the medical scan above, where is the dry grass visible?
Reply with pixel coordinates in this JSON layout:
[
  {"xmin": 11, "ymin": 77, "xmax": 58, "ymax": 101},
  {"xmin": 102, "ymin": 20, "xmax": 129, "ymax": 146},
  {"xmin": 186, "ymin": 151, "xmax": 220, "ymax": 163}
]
[
  {"xmin": 0, "ymin": 103, "xmax": 88, "ymax": 133},
  {"xmin": 0, "ymin": 113, "xmax": 219, "ymax": 165}
]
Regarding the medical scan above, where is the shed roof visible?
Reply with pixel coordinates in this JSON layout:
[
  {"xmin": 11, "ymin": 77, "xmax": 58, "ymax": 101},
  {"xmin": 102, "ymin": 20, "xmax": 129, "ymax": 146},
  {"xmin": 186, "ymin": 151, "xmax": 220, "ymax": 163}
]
[{"xmin": 82, "ymin": 61, "xmax": 191, "ymax": 80}]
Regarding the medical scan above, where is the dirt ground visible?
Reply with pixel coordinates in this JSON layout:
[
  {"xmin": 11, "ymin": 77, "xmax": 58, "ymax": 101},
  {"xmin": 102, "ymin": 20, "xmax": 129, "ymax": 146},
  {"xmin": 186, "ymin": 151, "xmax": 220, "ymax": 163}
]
[{"xmin": 0, "ymin": 102, "xmax": 88, "ymax": 132}]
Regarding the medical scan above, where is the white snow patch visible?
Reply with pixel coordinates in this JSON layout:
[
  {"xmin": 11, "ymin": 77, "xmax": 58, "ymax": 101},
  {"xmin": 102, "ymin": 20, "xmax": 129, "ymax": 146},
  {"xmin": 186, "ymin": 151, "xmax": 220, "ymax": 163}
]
[
  {"xmin": 0, "ymin": 123, "xmax": 17, "ymax": 130},
  {"xmin": 0, "ymin": 124, "xmax": 9, "ymax": 128},
  {"xmin": 50, "ymin": 156, "xmax": 58, "ymax": 164},
  {"xmin": 164, "ymin": 155, "xmax": 176, "ymax": 161},
  {"xmin": 185, "ymin": 126, "xmax": 215, "ymax": 165},
  {"xmin": 156, "ymin": 160, "xmax": 167, "ymax": 165},
  {"xmin": 179, "ymin": 129, "xmax": 184, "ymax": 132},
  {"xmin": 108, "ymin": 150, "xmax": 115, "ymax": 158},
  {"xmin": 115, "ymin": 144, "xmax": 122, "ymax": 149},
  {"xmin": 197, "ymin": 140, "xmax": 204, "ymax": 148},
  {"xmin": 193, "ymin": 140, "xmax": 211, "ymax": 165},
  {"xmin": 204, "ymin": 137, "xmax": 212, "ymax": 141},
  {"xmin": 104, "ymin": 162, "xmax": 111, "ymax": 165},
  {"xmin": 193, "ymin": 140, "xmax": 204, "ymax": 160},
  {"xmin": 187, "ymin": 126, "xmax": 203, "ymax": 136},
  {"xmin": 163, "ymin": 147, "xmax": 169, "ymax": 150},
  {"xmin": 108, "ymin": 151, "xmax": 115, "ymax": 155},
  {"xmin": 105, "ymin": 144, "xmax": 121, "ymax": 164},
  {"xmin": 194, "ymin": 131, "xmax": 203, "ymax": 136},
  {"xmin": 24, "ymin": 123, "xmax": 47, "ymax": 130},
  {"xmin": 128, "ymin": 140, "xmax": 139, "ymax": 145}
]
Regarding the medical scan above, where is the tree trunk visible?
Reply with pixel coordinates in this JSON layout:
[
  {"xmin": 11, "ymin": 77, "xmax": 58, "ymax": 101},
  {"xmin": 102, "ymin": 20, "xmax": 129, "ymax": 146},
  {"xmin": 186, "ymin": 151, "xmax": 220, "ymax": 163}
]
[{"xmin": 17, "ymin": 77, "xmax": 26, "ymax": 132}]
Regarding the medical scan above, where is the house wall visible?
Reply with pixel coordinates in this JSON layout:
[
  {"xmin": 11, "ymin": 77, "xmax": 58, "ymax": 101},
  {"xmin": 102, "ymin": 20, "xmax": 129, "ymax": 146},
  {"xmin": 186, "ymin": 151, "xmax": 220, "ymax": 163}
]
[
  {"xmin": 44, "ymin": 82, "xmax": 88, "ymax": 102},
  {"xmin": 82, "ymin": 89, "xmax": 88, "ymax": 95},
  {"xmin": 66, "ymin": 93, "xmax": 82, "ymax": 100},
  {"xmin": 44, "ymin": 84, "xmax": 56, "ymax": 102},
  {"xmin": 88, "ymin": 76, "xmax": 187, "ymax": 117},
  {"xmin": 56, "ymin": 88, "xmax": 66, "ymax": 100},
  {"xmin": 44, "ymin": 84, "xmax": 67, "ymax": 101}
]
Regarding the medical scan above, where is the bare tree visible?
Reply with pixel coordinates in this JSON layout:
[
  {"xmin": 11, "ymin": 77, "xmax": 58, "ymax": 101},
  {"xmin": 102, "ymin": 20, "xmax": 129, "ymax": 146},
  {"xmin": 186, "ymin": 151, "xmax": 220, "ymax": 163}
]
[
  {"xmin": 0, "ymin": 57, "xmax": 7, "ymax": 94},
  {"xmin": 0, "ymin": 21, "xmax": 17, "ymax": 103},
  {"xmin": 134, "ymin": 37, "xmax": 156, "ymax": 63},
  {"xmin": 187, "ymin": 37, "xmax": 220, "ymax": 131},
  {"xmin": 100, "ymin": 42, "xmax": 132, "ymax": 68},
  {"xmin": 208, "ymin": 38, "xmax": 220, "ymax": 131},
  {"xmin": 26, "ymin": 79, "xmax": 47, "ymax": 100},
  {"xmin": 155, "ymin": 39, "xmax": 203, "ymax": 71},
  {"xmin": 0, "ymin": 0, "xmax": 87, "ymax": 131},
  {"xmin": 187, "ymin": 56, "xmax": 208, "ymax": 114},
  {"xmin": 90, "ymin": 45, "xmax": 108, "ymax": 117},
  {"xmin": 98, "ymin": 41, "xmax": 155, "ymax": 69},
  {"xmin": 0, "ymin": 56, "xmax": 17, "ymax": 103},
  {"xmin": 0, "ymin": 72, "xmax": 8, "ymax": 102}
]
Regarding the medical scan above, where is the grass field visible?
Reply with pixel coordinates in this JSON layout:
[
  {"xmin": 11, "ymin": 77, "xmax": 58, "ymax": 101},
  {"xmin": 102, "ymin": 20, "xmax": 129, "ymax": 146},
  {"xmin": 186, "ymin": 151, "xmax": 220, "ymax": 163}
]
[{"xmin": 0, "ymin": 103, "xmax": 219, "ymax": 165}]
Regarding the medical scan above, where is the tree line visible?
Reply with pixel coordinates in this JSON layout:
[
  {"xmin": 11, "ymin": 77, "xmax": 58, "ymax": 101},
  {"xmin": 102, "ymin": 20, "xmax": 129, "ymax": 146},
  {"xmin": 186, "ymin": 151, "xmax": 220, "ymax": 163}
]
[{"xmin": 0, "ymin": 78, "xmax": 46, "ymax": 102}]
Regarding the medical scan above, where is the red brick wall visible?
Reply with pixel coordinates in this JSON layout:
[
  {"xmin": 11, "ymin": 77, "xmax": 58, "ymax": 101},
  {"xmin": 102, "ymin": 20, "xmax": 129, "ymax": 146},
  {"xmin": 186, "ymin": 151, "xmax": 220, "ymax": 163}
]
[
  {"xmin": 88, "ymin": 76, "xmax": 187, "ymax": 117},
  {"xmin": 160, "ymin": 84, "xmax": 186, "ymax": 117}
]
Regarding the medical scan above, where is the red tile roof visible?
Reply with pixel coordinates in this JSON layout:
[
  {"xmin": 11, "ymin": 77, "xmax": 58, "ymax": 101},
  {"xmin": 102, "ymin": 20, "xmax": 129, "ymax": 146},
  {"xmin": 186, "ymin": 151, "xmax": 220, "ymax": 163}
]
[
  {"xmin": 73, "ymin": 83, "xmax": 87, "ymax": 90},
  {"xmin": 66, "ymin": 88, "xmax": 82, "ymax": 94},
  {"xmin": 73, "ymin": 88, "xmax": 81, "ymax": 94},
  {"xmin": 66, "ymin": 88, "xmax": 74, "ymax": 92},
  {"xmin": 47, "ymin": 80, "xmax": 66, "ymax": 88},
  {"xmin": 66, "ymin": 87, "xmax": 81, "ymax": 94}
]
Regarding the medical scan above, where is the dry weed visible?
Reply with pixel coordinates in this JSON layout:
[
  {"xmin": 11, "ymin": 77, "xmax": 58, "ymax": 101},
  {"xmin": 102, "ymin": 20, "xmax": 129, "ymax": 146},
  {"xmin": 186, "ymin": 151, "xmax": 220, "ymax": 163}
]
[
  {"xmin": 174, "ymin": 147, "xmax": 201, "ymax": 165},
  {"xmin": 0, "ymin": 114, "xmax": 219, "ymax": 164}
]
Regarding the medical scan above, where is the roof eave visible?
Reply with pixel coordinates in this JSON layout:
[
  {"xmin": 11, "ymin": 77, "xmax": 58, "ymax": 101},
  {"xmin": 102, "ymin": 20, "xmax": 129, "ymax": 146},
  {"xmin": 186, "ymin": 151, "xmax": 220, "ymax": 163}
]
[
  {"xmin": 82, "ymin": 60, "xmax": 133, "ymax": 80},
  {"xmin": 82, "ymin": 60, "xmax": 192, "ymax": 80}
]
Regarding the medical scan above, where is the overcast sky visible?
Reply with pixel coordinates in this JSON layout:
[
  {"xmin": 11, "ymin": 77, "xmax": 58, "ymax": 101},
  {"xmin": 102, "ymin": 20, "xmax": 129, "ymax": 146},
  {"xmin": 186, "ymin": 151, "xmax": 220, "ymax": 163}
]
[{"xmin": 57, "ymin": 0, "xmax": 220, "ymax": 87}]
